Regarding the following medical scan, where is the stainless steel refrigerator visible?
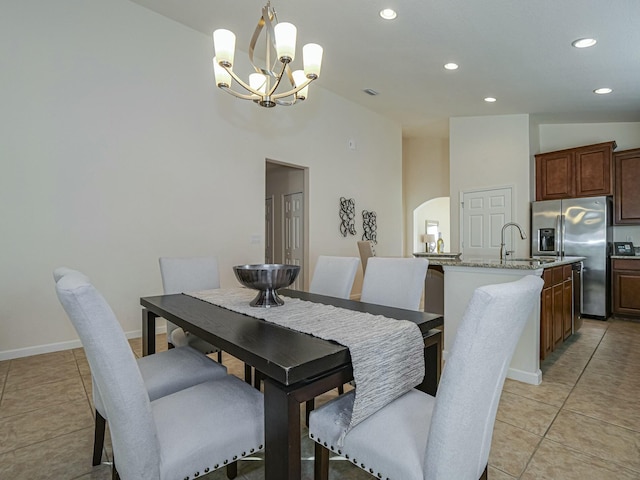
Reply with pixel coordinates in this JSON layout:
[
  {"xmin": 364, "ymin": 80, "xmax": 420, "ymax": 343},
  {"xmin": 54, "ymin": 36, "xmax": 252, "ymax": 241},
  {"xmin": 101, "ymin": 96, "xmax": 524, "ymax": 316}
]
[{"xmin": 531, "ymin": 196, "xmax": 612, "ymax": 319}]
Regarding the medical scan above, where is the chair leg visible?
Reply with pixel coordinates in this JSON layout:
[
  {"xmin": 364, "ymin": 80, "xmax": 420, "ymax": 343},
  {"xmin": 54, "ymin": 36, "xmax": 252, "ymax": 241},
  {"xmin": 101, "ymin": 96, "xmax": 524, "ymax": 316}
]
[
  {"xmin": 244, "ymin": 363, "xmax": 252, "ymax": 384},
  {"xmin": 479, "ymin": 464, "xmax": 488, "ymax": 480},
  {"xmin": 226, "ymin": 461, "xmax": 238, "ymax": 479},
  {"xmin": 217, "ymin": 350, "xmax": 223, "ymax": 363},
  {"xmin": 314, "ymin": 442, "xmax": 330, "ymax": 480},
  {"xmin": 254, "ymin": 369, "xmax": 263, "ymax": 390},
  {"xmin": 306, "ymin": 399, "xmax": 315, "ymax": 427},
  {"xmin": 93, "ymin": 410, "xmax": 106, "ymax": 466},
  {"xmin": 337, "ymin": 385, "xmax": 344, "ymax": 395}
]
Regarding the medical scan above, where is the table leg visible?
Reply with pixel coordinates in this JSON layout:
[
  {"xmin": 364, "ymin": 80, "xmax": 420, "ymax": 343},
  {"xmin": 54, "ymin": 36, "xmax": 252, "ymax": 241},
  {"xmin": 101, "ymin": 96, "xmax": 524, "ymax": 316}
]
[
  {"xmin": 263, "ymin": 378, "xmax": 301, "ymax": 480},
  {"xmin": 417, "ymin": 329, "xmax": 442, "ymax": 396},
  {"xmin": 142, "ymin": 308, "xmax": 158, "ymax": 357}
]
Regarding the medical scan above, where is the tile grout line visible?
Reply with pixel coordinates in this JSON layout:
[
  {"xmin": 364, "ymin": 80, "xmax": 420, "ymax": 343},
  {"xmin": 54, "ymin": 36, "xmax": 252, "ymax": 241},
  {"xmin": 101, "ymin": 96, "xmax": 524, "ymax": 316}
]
[{"xmin": 514, "ymin": 321, "xmax": 611, "ymax": 478}]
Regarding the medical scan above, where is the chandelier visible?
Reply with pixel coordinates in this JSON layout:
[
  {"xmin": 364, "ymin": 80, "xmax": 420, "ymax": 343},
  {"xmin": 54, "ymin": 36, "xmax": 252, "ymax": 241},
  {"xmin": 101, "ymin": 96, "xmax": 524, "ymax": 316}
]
[{"xmin": 212, "ymin": 2, "xmax": 323, "ymax": 108}]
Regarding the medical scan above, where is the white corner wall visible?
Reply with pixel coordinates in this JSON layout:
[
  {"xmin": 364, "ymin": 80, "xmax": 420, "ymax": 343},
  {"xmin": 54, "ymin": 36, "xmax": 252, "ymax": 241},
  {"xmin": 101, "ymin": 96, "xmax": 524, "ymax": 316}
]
[
  {"xmin": 449, "ymin": 114, "xmax": 532, "ymax": 258},
  {"xmin": 0, "ymin": 0, "xmax": 403, "ymax": 359}
]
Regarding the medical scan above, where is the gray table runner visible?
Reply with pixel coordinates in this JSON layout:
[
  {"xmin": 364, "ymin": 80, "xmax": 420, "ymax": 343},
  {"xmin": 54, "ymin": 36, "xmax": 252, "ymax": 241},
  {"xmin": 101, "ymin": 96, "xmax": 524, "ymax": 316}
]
[{"xmin": 187, "ymin": 288, "xmax": 425, "ymax": 443}]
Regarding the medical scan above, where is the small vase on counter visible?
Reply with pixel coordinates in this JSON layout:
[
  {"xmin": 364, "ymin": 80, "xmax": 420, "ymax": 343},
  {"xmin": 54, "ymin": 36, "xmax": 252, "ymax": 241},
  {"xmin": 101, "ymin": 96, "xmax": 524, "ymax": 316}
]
[{"xmin": 436, "ymin": 233, "xmax": 444, "ymax": 254}]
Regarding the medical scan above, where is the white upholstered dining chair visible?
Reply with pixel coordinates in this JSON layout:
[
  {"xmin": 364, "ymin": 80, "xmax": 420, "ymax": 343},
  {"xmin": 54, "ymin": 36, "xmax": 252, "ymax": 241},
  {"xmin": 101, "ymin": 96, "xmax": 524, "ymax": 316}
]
[
  {"xmin": 55, "ymin": 271, "xmax": 264, "ymax": 480},
  {"xmin": 309, "ymin": 256, "xmax": 360, "ymax": 299},
  {"xmin": 360, "ymin": 257, "xmax": 429, "ymax": 311},
  {"xmin": 159, "ymin": 256, "xmax": 222, "ymax": 359},
  {"xmin": 53, "ymin": 267, "xmax": 229, "ymax": 467},
  {"xmin": 309, "ymin": 274, "xmax": 544, "ymax": 480}
]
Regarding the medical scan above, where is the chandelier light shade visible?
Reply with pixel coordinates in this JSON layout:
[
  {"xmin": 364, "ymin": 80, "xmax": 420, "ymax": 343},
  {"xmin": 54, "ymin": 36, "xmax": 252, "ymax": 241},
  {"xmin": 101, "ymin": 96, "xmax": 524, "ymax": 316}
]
[{"xmin": 212, "ymin": 2, "xmax": 323, "ymax": 107}]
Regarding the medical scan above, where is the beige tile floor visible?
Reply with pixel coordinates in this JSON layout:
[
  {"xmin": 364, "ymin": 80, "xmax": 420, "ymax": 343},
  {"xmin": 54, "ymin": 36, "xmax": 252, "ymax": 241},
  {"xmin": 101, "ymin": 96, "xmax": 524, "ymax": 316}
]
[{"xmin": 1, "ymin": 317, "xmax": 639, "ymax": 479}]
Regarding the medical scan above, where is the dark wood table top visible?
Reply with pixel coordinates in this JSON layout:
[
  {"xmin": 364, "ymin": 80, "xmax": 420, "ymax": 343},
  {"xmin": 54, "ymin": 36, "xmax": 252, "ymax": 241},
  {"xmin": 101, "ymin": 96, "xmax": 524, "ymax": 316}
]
[{"xmin": 140, "ymin": 288, "xmax": 443, "ymax": 387}]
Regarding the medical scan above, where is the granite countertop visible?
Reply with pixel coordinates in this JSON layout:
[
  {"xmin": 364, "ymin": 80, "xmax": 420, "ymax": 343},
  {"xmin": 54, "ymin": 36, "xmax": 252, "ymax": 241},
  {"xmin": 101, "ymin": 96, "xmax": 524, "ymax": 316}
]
[{"xmin": 413, "ymin": 252, "xmax": 585, "ymax": 270}]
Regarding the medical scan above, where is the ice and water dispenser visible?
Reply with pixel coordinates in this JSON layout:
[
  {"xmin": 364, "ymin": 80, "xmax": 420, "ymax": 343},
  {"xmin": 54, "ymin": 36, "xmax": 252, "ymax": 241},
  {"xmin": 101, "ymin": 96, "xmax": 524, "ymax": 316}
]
[{"xmin": 538, "ymin": 228, "xmax": 555, "ymax": 253}]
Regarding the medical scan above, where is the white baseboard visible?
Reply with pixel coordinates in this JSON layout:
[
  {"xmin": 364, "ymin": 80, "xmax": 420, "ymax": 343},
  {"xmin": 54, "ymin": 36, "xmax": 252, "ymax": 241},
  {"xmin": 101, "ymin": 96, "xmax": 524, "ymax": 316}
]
[
  {"xmin": 0, "ymin": 325, "xmax": 167, "ymax": 361},
  {"xmin": 506, "ymin": 367, "xmax": 542, "ymax": 386}
]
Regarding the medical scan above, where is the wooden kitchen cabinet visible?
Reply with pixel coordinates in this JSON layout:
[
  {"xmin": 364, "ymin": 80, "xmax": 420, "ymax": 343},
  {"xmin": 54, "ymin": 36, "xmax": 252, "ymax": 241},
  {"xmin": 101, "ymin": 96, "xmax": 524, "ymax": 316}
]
[
  {"xmin": 614, "ymin": 148, "xmax": 640, "ymax": 225},
  {"xmin": 540, "ymin": 264, "xmax": 574, "ymax": 360},
  {"xmin": 612, "ymin": 258, "xmax": 640, "ymax": 317},
  {"xmin": 540, "ymin": 273, "xmax": 553, "ymax": 359},
  {"xmin": 535, "ymin": 141, "xmax": 616, "ymax": 201}
]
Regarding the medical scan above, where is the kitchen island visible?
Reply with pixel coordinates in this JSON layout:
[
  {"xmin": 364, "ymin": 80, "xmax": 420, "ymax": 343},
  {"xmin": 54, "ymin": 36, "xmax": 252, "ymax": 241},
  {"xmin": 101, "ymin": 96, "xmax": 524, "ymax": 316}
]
[{"xmin": 414, "ymin": 253, "xmax": 584, "ymax": 385}]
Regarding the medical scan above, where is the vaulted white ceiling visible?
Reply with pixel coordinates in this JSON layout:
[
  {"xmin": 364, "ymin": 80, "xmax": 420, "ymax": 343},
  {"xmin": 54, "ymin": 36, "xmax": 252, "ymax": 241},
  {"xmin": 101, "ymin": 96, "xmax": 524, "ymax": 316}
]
[{"xmin": 129, "ymin": 0, "xmax": 640, "ymax": 138}]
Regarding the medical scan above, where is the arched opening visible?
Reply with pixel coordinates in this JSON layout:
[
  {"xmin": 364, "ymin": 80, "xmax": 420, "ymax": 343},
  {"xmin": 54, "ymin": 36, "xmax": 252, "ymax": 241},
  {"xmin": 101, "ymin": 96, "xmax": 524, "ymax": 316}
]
[{"xmin": 413, "ymin": 197, "xmax": 450, "ymax": 253}]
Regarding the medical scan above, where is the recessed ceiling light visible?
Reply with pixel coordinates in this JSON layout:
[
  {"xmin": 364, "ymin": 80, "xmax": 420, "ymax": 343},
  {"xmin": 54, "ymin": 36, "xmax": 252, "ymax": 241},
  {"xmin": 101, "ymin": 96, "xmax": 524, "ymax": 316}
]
[
  {"xmin": 593, "ymin": 87, "xmax": 612, "ymax": 95},
  {"xmin": 379, "ymin": 8, "xmax": 397, "ymax": 20},
  {"xmin": 444, "ymin": 63, "xmax": 459, "ymax": 70},
  {"xmin": 572, "ymin": 38, "xmax": 597, "ymax": 48},
  {"xmin": 484, "ymin": 97, "xmax": 497, "ymax": 103}
]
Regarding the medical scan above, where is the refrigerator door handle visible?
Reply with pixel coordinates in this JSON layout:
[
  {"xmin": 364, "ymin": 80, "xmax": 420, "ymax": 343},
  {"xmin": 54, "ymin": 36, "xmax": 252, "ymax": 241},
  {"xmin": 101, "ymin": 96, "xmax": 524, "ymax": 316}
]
[
  {"xmin": 555, "ymin": 215, "xmax": 562, "ymax": 256},
  {"xmin": 560, "ymin": 214, "xmax": 566, "ymax": 257}
]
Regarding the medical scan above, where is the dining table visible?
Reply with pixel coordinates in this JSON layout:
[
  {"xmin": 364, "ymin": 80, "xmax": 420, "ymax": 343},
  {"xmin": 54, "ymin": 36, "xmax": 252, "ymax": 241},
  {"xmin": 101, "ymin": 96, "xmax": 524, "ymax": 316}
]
[{"xmin": 140, "ymin": 288, "xmax": 444, "ymax": 480}]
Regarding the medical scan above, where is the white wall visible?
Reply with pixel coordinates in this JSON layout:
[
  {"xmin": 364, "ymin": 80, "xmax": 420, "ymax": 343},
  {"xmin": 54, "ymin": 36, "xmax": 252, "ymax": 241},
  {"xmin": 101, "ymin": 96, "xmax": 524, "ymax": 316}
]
[
  {"xmin": 0, "ymin": 0, "xmax": 403, "ymax": 359},
  {"xmin": 402, "ymin": 136, "xmax": 450, "ymax": 254},
  {"xmin": 449, "ymin": 114, "xmax": 532, "ymax": 258},
  {"xmin": 539, "ymin": 122, "xmax": 640, "ymax": 152}
]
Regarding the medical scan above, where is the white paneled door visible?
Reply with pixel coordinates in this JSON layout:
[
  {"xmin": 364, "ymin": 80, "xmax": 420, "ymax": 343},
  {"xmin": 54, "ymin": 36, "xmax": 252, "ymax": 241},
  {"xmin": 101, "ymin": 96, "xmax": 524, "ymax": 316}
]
[
  {"xmin": 461, "ymin": 187, "xmax": 512, "ymax": 258},
  {"xmin": 284, "ymin": 192, "xmax": 303, "ymax": 290}
]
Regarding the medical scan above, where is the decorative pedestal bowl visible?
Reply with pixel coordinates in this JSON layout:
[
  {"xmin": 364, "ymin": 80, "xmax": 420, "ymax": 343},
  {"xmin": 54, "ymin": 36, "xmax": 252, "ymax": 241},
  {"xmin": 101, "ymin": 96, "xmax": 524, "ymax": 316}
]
[{"xmin": 233, "ymin": 264, "xmax": 300, "ymax": 307}]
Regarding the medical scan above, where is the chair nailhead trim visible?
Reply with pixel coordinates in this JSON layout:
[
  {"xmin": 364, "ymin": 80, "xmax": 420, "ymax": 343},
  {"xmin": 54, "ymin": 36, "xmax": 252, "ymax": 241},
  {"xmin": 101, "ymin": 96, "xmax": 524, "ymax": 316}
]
[
  {"xmin": 310, "ymin": 433, "xmax": 314, "ymax": 438},
  {"xmin": 233, "ymin": 455, "xmax": 238, "ymax": 460},
  {"xmin": 223, "ymin": 460, "xmax": 228, "ymax": 465},
  {"xmin": 242, "ymin": 451, "xmax": 246, "ymax": 456},
  {"xmin": 214, "ymin": 464, "xmax": 219, "ymax": 468},
  {"xmin": 345, "ymin": 454, "xmax": 349, "ymax": 459},
  {"xmin": 194, "ymin": 472, "xmax": 199, "ymax": 477},
  {"xmin": 204, "ymin": 468, "xmax": 210, "ymax": 473},
  {"xmin": 338, "ymin": 449, "xmax": 342, "ymax": 454},
  {"xmin": 324, "ymin": 442, "xmax": 328, "ymax": 446},
  {"xmin": 250, "ymin": 448, "xmax": 255, "ymax": 453},
  {"xmin": 259, "ymin": 444, "xmax": 264, "ymax": 449}
]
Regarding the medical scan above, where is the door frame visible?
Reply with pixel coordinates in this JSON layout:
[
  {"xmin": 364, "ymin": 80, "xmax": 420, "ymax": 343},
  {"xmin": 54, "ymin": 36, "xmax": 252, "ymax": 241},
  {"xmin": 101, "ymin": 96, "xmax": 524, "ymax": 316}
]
[{"xmin": 265, "ymin": 159, "xmax": 310, "ymax": 290}]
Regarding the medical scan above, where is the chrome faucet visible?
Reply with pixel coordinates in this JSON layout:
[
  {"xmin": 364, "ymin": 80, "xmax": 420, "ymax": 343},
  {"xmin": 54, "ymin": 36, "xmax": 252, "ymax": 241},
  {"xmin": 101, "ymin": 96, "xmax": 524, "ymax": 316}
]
[{"xmin": 500, "ymin": 222, "xmax": 527, "ymax": 260}]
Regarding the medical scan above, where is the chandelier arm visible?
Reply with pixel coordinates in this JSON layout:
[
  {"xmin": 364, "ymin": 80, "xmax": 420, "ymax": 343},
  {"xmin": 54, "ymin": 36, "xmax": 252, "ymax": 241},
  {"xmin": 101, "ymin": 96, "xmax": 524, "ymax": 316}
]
[
  {"xmin": 219, "ymin": 86, "xmax": 259, "ymax": 101},
  {"xmin": 223, "ymin": 66, "xmax": 264, "ymax": 96},
  {"xmin": 247, "ymin": 5, "xmax": 279, "ymax": 77},
  {"xmin": 270, "ymin": 77, "xmax": 314, "ymax": 100},
  {"xmin": 266, "ymin": 62, "xmax": 288, "ymax": 96}
]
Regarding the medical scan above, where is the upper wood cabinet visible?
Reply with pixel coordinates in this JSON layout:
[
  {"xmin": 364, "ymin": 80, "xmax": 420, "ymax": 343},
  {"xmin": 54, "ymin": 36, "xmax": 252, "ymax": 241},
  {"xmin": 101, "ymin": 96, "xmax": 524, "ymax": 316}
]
[
  {"xmin": 614, "ymin": 148, "xmax": 640, "ymax": 225},
  {"xmin": 535, "ymin": 141, "xmax": 616, "ymax": 201}
]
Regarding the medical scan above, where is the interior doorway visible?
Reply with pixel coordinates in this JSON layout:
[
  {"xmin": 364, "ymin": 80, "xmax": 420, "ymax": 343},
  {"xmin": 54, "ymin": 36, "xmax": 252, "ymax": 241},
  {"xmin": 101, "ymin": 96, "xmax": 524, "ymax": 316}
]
[
  {"xmin": 265, "ymin": 160, "xmax": 309, "ymax": 290},
  {"xmin": 413, "ymin": 197, "xmax": 451, "ymax": 253}
]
